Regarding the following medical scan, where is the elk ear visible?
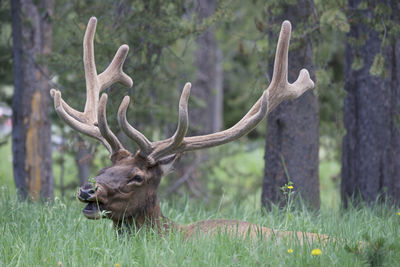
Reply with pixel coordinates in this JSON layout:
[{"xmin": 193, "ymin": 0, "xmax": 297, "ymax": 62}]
[{"xmin": 158, "ymin": 154, "xmax": 180, "ymax": 174}]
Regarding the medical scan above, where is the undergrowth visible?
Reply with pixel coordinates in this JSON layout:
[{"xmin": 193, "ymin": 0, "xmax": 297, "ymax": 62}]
[{"xmin": 0, "ymin": 186, "xmax": 399, "ymax": 267}]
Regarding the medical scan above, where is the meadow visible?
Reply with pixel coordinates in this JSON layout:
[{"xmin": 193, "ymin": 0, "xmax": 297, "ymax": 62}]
[
  {"xmin": 0, "ymin": 142, "xmax": 399, "ymax": 266},
  {"xmin": 1, "ymin": 186, "xmax": 400, "ymax": 266}
]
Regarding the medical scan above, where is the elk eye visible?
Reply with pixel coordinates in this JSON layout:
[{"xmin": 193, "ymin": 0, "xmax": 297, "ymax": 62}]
[{"xmin": 128, "ymin": 174, "xmax": 143, "ymax": 184}]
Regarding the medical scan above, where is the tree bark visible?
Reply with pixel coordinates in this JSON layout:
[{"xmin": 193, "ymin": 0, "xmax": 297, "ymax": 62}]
[
  {"xmin": 11, "ymin": 0, "xmax": 54, "ymax": 200},
  {"xmin": 341, "ymin": 0, "xmax": 400, "ymax": 206},
  {"xmin": 170, "ymin": 0, "xmax": 223, "ymax": 197},
  {"xmin": 189, "ymin": 0, "xmax": 223, "ymax": 135},
  {"xmin": 261, "ymin": 0, "xmax": 320, "ymax": 209}
]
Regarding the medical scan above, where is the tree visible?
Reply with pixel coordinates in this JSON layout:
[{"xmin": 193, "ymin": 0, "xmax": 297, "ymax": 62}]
[
  {"xmin": 341, "ymin": 0, "xmax": 400, "ymax": 206},
  {"xmin": 11, "ymin": 0, "xmax": 54, "ymax": 199},
  {"xmin": 261, "ymin": 0, "xmax": 320, "ymax": 209},
  {"xmin": 167, "ymin": 0, "xmax": 223, "ymax": 196},
  {"xmin": 189, "ymin": 0, "xmax": 223, "ymax": 135}
]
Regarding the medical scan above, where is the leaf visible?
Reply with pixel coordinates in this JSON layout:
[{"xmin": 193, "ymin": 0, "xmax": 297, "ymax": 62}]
[
  {"xmin": 369, "ymin": 53, "xmax": 385, "ymax": 77},
  {"xmin": 315, "ymin": 69, "xmax": 330, "ymax": 87},
  {"xmin": 320, "ymin": 9, "xmax": 350, "ymax": 33},
  {"xmin": 352, "ymin": 56, "xmax": 364, "ymax": 71}
]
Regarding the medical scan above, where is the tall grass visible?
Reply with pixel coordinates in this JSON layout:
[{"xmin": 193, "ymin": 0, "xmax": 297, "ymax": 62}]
[{"xmin": 1, "ymin": 186, "xmax": 399, "ymax": 267}]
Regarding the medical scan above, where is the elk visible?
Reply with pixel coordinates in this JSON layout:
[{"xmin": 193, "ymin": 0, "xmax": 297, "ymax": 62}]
[{"xmin": 51, "ymin": 17, "xmax": 326, "ymax": 243}]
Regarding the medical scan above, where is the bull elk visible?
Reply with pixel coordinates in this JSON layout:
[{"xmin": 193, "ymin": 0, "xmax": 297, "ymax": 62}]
[{"xmin": 51, "ymin": 17, "xmax": 326, "ymax": 243}]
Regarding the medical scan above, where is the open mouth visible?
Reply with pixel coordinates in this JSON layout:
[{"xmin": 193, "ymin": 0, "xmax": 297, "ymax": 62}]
[{"xmin": 82, "ymin": 201, "xmax": 106, "ymax": 220}]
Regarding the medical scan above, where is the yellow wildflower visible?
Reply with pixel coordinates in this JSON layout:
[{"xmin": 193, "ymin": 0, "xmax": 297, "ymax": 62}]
[
  {"xmin": 57, "ymin": 262, "xmax": 62, "ymax": 267},
  {"xmin": 115, "ymin": 264, "xmax": 120, "ymax": 267},
  {"xmin": 287, "ymin": 185, "xmax": 294, "ymax": 190},
  {"xmin": 287, "ymin": 248, "xmax": 294, "ymax": 253},
  {"xmin": 311, "ymin": 248, "xmax": 322, "ymax": 256},
  {"xmin": 397, "ymin": 212, "xmax": 400, "ymax": 216}
]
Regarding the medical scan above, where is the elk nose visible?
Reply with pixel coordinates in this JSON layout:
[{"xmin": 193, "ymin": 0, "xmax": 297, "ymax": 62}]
[{"xmin": 78, "ymin": 184, "xmax": 96, "ymax": 201}]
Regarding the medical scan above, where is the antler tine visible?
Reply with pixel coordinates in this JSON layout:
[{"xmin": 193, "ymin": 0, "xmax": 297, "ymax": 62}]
[
  {"xmin": 52, "ymin": 90, "xmax": 112, "ymax": 152},
  {"xmin": 266, "ymin": 20, "xmax": 314, "ymax": 111},
  {"xmin": 98, "ymin": 94, "xmax": 125, "ymax": 154},
  {"xmin": 98, "ymin": 44, "xmax": 133, "ymax": 91},
  {"xmin": 117, "ymin": 96, "xmax": 153, "ymax": 155},
  {"xmin": 82, "ymin": 17, "xmax": 99, "ymax": 121},
  {"xmin": 50, "ymin": 89, "xmax": 86, "ymax": 122},
  {"xmin": 117, "ymin": 83, "xmax": 191, "ymax": 164},
  {"xmin": 149, "ymin": 82, "xmax": 191, "ymax": 161},
  {"xmin": 51, "ymin": 17, "xmax": 133, "ymax": 156}
]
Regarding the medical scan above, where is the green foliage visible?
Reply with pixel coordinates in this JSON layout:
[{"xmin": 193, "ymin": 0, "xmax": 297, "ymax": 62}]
[
  {"xmin": 369, "ymin": 53, "xmax": 386, "ymax": 77},
  {"xmin": 319, "ymin": 153, "xmax": 341, "ymax": 211},
  {"xmin": 214, "ymin": 0, "xmax": 269, "ymax": 137},
  {"xmin": 351, "ymin": 56, "xmax": 364, "ymax": 71},
  {"xmin": 0, "ymin": 1, "xmax": 12, "ymax": 104},
  {"xmin": 1, "ymin": 187, "xmax": 400, "ymax": 266},
  {"xmin": 320, "ymin": 9, "xmax": 350, "ymax": 33},
  {"xmin": 207, "ymin": 143, "xmax": 264, "ymax": 207}
]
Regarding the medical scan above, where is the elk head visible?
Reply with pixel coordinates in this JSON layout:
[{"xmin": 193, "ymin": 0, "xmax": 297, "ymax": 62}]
[{"xmin": 51, "ymin": 17, "xmax": 314, "ymax": 228}]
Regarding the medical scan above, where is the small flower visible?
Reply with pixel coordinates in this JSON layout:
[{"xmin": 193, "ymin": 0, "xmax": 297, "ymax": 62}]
[
  {"xmin": 397, "ymin": 212, "xmax": 400, "ymax": 216},
  {"xmin": 287, "ymin": 185, "xmax": 294, "ymax": 190},
  {"xmin": 311, "ymin": 248, "xmax": 322, "ymax": 256},
  {"xmin": 287, "ymin": 248, "xmax": 294, "ymax": 253},
  {"xmin": 57, "ymin": 262, "xmax": 62, "ymax": 267},
  {"xmin": 115, "ymin": 264, "xmax": 120, "ymax": 267}
]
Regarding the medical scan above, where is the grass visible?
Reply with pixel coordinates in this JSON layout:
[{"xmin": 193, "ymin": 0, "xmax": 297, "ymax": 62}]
[
  {"xmin": 0, "ymin": 141, "xmax": 14, "ymax": 194},
  {"xmin": 1, "ymin": 186, "xmax": 399, "ymax": 267},
  {"xmin": 0, "ymin": 139, "xmax": 397, "ymax": 266}
]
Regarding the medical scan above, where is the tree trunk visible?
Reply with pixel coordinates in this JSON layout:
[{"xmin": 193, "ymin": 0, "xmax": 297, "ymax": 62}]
[
  {"xmin": 341, "ymin": 0, "xmax": 400, "ymax": 206},
  {"xmin": 261, "ymin": 0, "xmax": 320, "ymax": 209},
  {"xmin": 189, "ymin": 0, "xmax": 223, "ymax": 135},
  {"xmin": 11, "ymin": 0, "xmax": 54, "ymax": 200},
  {"xmin": 169, "ymin": 0, "xmax": 223, "ymax": 197}
]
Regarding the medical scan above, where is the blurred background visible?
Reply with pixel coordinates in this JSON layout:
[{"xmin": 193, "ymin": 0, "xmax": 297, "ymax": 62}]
[{"xmin": 0, "ymin": 0, "xmax": 399, "ymax": 212}]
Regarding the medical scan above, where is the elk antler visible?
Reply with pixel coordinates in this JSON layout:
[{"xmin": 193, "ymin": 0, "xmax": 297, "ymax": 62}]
[
  {"xmin": 118, "ymin": 20, "xmax": 314, "ymax": 164},
  {"xmin": 50, "ymin": 17, "xmax": 133, "ymax": 157}
]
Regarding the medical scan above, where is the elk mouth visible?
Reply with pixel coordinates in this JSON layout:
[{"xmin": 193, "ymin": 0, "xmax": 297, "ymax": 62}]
[{"xmin": 82, "ymin": 201, "xmax": 107, "ymax": 220}]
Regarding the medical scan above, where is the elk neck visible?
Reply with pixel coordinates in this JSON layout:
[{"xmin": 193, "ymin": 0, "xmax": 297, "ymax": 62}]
[{"xmin": 114, "ymin": 194, "xmax": 178, "ymax": 233}]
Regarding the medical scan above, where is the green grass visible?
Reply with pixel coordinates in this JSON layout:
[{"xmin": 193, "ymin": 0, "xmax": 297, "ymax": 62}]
[
  {"xmin": 1, "ymin": 187, "xmax": 399, "ymax": 267},
  {"xmin": 0, "ymin": 141, "xmax": 14, "ymax": 193},
  {"xmin": 0, "ymin": 139, "xmax": 398, "ymax": 266}
]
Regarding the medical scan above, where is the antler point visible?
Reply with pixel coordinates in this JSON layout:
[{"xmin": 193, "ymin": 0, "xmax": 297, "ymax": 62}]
[
  {"xmin": 282, "ymin": 20, "xmax": 291, "ymax": 30},
  {"xmin": 50, "ymin": 89, "xmax": 57, "ymax": 97},
  {"xmin": 126, "ymin": 77, "xmax": 133, "ymax": 87},
  {"xmin": 123, "ymin": 95, "xmax": 131, "ymax": 104},
  {"xmin": 100, "ymin": 93, "xmax": 108, "ymax": 102}
]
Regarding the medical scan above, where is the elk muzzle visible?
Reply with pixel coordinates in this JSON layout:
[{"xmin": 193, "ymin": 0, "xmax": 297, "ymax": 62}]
[
  {"xmin": 77, "ymin": 183, "xmax": 106, "ymax": 220},
  {"xmin": 77, "ymin": 184, "xmax": 96, "ymax": 202}
]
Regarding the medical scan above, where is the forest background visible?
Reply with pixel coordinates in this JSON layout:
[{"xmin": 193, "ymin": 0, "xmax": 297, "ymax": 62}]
[{"xmin": 0, "ymin": 0, "xmax": 399, "ymax": 212}]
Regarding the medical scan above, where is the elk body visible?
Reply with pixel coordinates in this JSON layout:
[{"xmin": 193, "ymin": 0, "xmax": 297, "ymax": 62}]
[{"xmin": 51, "ymin": 17, "xmax": 326, "ymax": 243}]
